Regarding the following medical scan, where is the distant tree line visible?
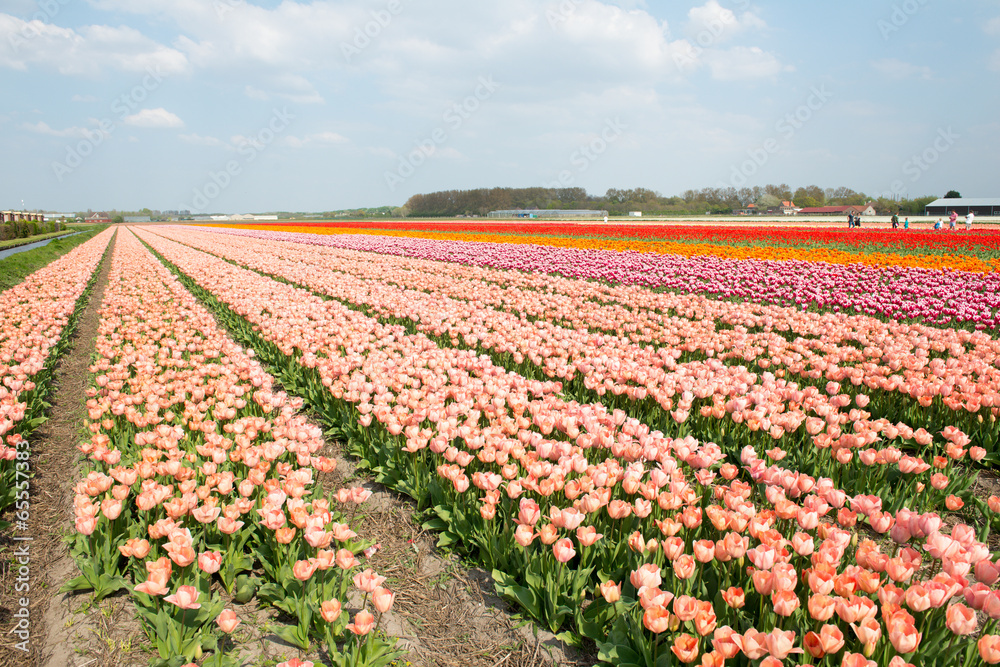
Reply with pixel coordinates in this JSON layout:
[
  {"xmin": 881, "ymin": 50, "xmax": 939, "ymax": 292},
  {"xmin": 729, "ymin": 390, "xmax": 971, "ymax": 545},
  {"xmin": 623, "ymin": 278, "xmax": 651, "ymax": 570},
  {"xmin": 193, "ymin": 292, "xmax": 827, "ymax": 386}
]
[{"xmin": 402, "ymin": 185, "xmax": 942, "ymax": 217}]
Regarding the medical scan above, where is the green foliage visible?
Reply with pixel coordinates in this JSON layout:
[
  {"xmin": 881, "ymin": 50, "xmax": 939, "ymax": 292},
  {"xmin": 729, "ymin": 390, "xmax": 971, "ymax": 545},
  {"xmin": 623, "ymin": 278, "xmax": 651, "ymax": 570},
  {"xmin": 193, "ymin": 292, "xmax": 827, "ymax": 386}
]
[
  {"xmin": 792, "ymin": 185, "xmax": 825, "ymax": 205},
  {"xmin": 133, "ymin": 584, "xmax": 227, "ymax": 665},
  {"xmin": 401, "ymin": 183, "xmax": 921, "ymax": 217},
  {"xmin": 0, "ymin": 228, "xmax": 74, "ymax": 249},
  {"xmin": 0, "ymin": 225, "xmax": 105, "ymax": 291},
  {"xmin": 902, "ymin": 195, "xmax": 937, "ymax": 214}
]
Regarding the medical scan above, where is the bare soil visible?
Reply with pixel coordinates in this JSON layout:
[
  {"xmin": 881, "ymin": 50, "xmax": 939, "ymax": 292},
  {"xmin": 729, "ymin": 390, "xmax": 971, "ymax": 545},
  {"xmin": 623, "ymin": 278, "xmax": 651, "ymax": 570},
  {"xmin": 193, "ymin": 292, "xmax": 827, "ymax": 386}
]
[
  {"xmin": 0, "ymin": 233, "xmax": 136, "ymax": 667},
  {"xmin": 0, "ymin": 231, "xmax": 589, "ymax": 667}
]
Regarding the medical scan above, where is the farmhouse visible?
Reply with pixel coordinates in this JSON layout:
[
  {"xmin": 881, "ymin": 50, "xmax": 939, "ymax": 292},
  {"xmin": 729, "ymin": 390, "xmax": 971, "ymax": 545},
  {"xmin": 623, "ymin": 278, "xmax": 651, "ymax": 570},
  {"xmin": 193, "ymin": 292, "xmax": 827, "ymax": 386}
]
[
  {"xmin": 777, "ymin": 200, "xmax": 798, "ymax": 215},
  {"xmin": 733, "ymin": 203, "xmax": 760, "ymax": 215},
  {"xmin": 924, "ymin": 198, "xmax": 1000, "ymax": 216},
  {"xmin": 87, "ymin": 212, "xmax": 113, "ymax": 224}
]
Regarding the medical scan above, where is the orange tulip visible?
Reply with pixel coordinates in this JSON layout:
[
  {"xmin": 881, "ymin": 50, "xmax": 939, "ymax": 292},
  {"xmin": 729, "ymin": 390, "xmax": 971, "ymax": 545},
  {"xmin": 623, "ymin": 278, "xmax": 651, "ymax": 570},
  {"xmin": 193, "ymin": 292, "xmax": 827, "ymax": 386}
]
[
  {"xmin": 347, "ymin": 610, "xmax": 375, "ymax": 636},
  {"xmin": 321, "ymin": 599, "xmax": 343, "ymax": 622},
  {"xmin": 216, "ymin": 609, "xmax": 241, "ymax": 633},
  {"xmin": 372, "ymin": 587, "xmax": 395, "ymax": 613},
  {"xmin": 671, "ymin": 633, "xmax": 699, "ymax": 663},
  {"xmin": 164, "ymin": 585, "xmax": 201, "ymax": 610},
  {"xmin": 643, "ymin": 607, "xmax": 671, "ymax": 634}
]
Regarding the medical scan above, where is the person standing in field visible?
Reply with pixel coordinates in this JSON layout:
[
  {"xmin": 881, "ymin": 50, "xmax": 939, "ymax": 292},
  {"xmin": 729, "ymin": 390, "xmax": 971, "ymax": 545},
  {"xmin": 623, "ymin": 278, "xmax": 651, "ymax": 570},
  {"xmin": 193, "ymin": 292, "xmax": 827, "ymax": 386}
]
[
  {"xmin": 966, "ymin": 210, "xmax": 975, "ymax": 231},
  {"xmin": 949, "ymin": 215, "xmax": 956, "ymax": 231},
  {"xmin": 847, "ymin": 212, "xmax": 853, "ymax": 228},
  {"xmin": 904, "ymin": 218, "xmax": 910, "ymax": 230},
  {"xmin": 950, "ymin": 210, "xmax": 958, "ymax": 228},
  {"xmin": 891, "ymin": 213, "xmax": 899, "ymax": 229}
]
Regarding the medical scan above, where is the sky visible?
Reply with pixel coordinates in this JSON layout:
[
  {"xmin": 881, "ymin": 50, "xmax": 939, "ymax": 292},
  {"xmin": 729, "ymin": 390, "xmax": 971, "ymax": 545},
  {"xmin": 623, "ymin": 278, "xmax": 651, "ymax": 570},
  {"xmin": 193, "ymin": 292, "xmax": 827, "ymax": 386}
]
[{"xmin": 0, "ymin": 0, "xmax": 998, "ymax": 214}]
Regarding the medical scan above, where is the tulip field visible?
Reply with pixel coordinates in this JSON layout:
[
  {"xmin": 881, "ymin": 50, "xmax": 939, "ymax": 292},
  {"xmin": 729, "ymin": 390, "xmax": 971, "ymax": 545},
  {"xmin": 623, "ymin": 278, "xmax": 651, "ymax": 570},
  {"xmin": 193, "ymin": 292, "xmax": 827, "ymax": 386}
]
[{"xmin": 3, "ymin": 222, "xmax": 1000, "ymax": 667}]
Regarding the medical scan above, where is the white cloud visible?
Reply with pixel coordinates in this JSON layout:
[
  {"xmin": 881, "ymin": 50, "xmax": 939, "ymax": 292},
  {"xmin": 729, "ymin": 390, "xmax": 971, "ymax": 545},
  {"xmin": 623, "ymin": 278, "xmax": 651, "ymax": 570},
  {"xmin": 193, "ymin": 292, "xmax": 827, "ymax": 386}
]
[
  {"xmin": 871, "ymin": 58, "xmax": 932, "ymax": 80},
  {"xmin": 123, "ymin": 108, "xmax": 184, "ymax": 128},
  {"xmin": 834, "ymin": 100, "xmax": 888, "ymax": 118},
  {"xmin": 686, "ymin": 0, "xmax": 765, "ymax": 45},
  {"xmin": 78, "ymin": 0, "xmax": 786, "ymax": 107},
  {"xmin": 179, "ymin": 133, "xmax": 228, "ymax": 147},
  {"xmin": 244, "ymin": 86, "xmax": 270, "ymax": 101},
  {"xmin": 309, "ymin": 131, "xmax": 348, "ymax": 144},
  {"xmin": 366, "ymin": 146, "xmax": 397, "ymax": 159},
  {"xmin": 241, "ymin": 74, "xmax": 323, "ymax": 104},
  {"xmin": 703, "ymin": 46, "xmax": 785, "ymax": 81},
  {"xmin": 283, "ymin": 131, "xmax": 349, "ymax": 148},
  {"xmin": 20, "ymin": 121, "xmax": 94, "ymax": 138},
  {"xmin": 0, "ymin": 14, "xmax": 188, "ymax": 76}
]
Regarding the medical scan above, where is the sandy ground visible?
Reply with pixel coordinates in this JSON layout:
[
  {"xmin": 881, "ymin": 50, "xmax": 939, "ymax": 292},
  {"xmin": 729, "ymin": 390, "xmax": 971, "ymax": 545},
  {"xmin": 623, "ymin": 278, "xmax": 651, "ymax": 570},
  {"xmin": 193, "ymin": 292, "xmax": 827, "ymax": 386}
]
[{"xmin": 0, "ymin": 230, "xmax": 585, "ymax": 667}]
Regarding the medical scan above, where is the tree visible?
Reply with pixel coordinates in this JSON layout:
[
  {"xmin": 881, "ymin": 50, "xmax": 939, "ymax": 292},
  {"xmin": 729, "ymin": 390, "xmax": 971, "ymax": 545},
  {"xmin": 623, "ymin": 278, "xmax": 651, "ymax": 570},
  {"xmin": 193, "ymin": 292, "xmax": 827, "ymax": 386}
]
[
  {"xmin": 764, "ymin": 183, "xmax": 792, "ymax": 201},
  {"xmin": 944, "ymin": 190, "xmax": 961, "ymax": 199},
  {"xmin": 757, "ymin": 194, "xmax": 782, "ymax": 209},
  {"xmin": 827, "ymin": 187, "xmax": 868, "ymax": 206},
  {"xmin": 112, "ymin": 214, "xmax": 124, "ymax": 224},
  {"xmin": 903, "ymin": 196, "xmax": 937, "ymax": 214},
  {"xmin": 873, "ymin": 197, "xmax": 901, "ymax": 215},
  {"xmin": 796, "ymin": 195, "xmax": 820, "ymax": 208},
  {"xmin": 793, "ymin": 185, "xmax": 825, "ymax": 206}
]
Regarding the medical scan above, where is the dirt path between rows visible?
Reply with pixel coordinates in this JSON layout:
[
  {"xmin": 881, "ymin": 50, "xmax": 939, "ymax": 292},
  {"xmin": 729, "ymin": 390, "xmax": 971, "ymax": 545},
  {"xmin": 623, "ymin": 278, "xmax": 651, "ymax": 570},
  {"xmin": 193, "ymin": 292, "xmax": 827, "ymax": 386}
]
[
  {"xmin": 0, "ymin": 232, "xmax": 121, "ymax": 667},
  {"xmin": 2, "ymin": 229, "xmax": 590, "ymax": 667}
]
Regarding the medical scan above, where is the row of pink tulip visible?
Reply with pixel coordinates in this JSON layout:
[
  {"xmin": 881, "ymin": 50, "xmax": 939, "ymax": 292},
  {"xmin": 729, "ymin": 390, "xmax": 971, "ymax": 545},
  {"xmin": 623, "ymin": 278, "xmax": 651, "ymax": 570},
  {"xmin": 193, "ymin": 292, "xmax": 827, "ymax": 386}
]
[
  {"xmin": 132, "ymin": 227, "xmax": 713, "ymax": 484},
  {"xmin": 131, "ymin": 228, "xmax": 1000, "ymax": 665},
  {"xmin": 178, "ymin": 226, "xmax": 999, "ymax": 426},
  {"xmin": 0, "ymin": 228, "xmax": 113, "ymax": 451},
  {"xmin": 68, "ymin": 229, "xmax": 398, "ymax": 666},
  {"xmin": 145, "ymin": 227, "xmax": 982, "ymax": 503},
  {"xmin": 192, "ymin": 225, "xmax": 1000, "ymax": 330},
  {"xmin": 0, "ymin": 229, "xmax": 114, "ymax": 523}
]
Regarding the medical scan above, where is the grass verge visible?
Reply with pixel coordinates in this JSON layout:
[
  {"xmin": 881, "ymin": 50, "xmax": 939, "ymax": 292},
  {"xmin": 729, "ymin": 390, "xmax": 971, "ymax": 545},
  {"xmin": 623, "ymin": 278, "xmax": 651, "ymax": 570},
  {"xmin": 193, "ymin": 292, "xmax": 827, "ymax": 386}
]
[
  {"xmin": 0, "ymin": 225, "xmax": 108, "ymax": 292},
  {"xmin": 0, "ymin": 230, "xmax": 78, "ymax": 251}
]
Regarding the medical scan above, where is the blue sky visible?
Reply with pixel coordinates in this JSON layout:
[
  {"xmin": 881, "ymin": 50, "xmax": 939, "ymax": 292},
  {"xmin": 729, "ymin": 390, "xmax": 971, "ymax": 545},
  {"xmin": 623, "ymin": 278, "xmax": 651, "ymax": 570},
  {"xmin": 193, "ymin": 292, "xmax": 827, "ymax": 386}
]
[{"xmin": 1, "ymin": 0, "xmax": 998, "ymax": 213}]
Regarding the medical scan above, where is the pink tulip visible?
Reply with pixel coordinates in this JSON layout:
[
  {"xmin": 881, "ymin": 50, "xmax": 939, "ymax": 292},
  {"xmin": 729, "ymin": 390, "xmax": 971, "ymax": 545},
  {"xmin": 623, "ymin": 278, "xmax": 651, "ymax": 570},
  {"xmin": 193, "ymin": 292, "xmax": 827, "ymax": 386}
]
[
  {"xmin": 372, "ymin": 587, "xmax": 395, "ymax": 613},
  {"xmin": 552, "ymin": 538, "xmax": 576, "ymax": 563},
  {"xmin": 353, "ymin": 568, "xmax": 386, "ymax": 593},
  {"xmin": 164, "ymin": 585, "xmax": 201, "ymax": 610},
  {"xmin": 198, "ymin": 551, "xmax": 223, "ymax": 575},
  {"xmin": 321, "ymin": 599, "xmax": 343, "ymax": 622},
  {"xmin": 347, "ymin": 610, "xmax": 375, "ymax": 636},
  {"xmin": 216, "ymin": 609, "xmax": 241, "ymax": 633}
]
